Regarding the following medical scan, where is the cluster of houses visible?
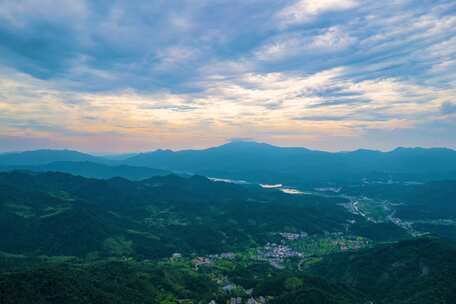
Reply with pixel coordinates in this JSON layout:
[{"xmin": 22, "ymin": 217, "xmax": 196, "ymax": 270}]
[
  {"xmin": 261, "ymin": 243, "xmax": 302, "ymax": 259},
  {"xmin": 256, "ymin": 243, "xmax": 302, "ymax": 268}
]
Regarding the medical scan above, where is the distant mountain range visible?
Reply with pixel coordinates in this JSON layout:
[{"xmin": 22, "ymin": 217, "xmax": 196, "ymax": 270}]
[
  {"xmin": 1, "ymin": 141, "xmax": 456, "ymax": 183},
  {"xmin": 0, "ymin": 149, "xmax": 108, "ymax": 166},
  {"xmin": 124, "ymin": 141, "xmax": 456, "ymax": 184},
  {"xmin": 0, "ymin": 161, "xmax": 170, "ymax": 180}
]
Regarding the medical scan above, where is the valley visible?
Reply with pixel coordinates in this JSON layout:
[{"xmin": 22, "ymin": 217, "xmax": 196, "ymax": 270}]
[{"xmin": 1, "ymin": 144, "xmax": 456, "ymax": 303}]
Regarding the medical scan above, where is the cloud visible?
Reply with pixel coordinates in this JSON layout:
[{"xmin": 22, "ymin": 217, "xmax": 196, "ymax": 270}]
[
  {"xmin": 441, "ymin": 101, "xmax": 456, "ymax": 114},
  {"xmin": 154, "ymin": 46, "xmax": 201, "ymax": 71},
  {"xmin": 0, "ymin": 0, "xmax": 456, "ymax": 151},
  {"xmin": 256, "ymin": 27, "xmax": 355, "ymax": 62},
  {"xmin": 2, "ymin": 61, "xmax": 449, "ymax": 151},
  {"xmin": 294, "ymin": 115, "xmax": 349, "ymax": 122},
  {"xmin": 311, "ymin": 26, "xmax": 355, "ymax": 49},
  {"xmin": 0, "ymin": 0, "xmax": 88, "ymax": 28},
  {"xmin": 277, "ymin": 0, "xmax": 358, "ymax": 27},
  {"xmin": 307, "ymin": 98, "xmax": 371, "ymax": 108}
]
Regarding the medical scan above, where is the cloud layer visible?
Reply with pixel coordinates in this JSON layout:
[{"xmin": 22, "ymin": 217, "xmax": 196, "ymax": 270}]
[{"xmin": 0, "ymin": 0, "xmax": 455, "ymax": 152}]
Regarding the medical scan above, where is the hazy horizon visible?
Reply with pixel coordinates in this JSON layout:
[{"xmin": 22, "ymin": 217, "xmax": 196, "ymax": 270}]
[{"xmin": 1, "ymin": 139, "xmax": 455, "ymax": 155}]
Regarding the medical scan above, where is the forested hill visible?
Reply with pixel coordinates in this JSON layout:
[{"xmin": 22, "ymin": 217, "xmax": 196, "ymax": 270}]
[
  {"xmin": 0, "ymin": 171, "xmax": 405, "ymax": 258},
  {"xmin": 309, "ymin": 237, "xmax": 456, "ymax": 304},
  {"xmin": 1, "ymin": 171, "xmax": 455, "ymax": 303}
]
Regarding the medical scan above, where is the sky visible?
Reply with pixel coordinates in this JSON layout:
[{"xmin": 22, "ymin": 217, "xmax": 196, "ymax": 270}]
[{"xmin": 0, "ymin": 0, "xmax": 456, "ymax": 153}]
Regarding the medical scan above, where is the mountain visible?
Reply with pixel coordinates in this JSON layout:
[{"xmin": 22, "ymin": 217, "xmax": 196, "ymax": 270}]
[
  {"xmin": 309, "ymin": 237, "xmax": 456, "ymax": 303},
  {"xmin": 0, "ymin": 161, "xmax": 170, "ymax": 180},
  {"xmin": 0, "ymin": 259, "xmax": 364, "ymax": 304},
  {"xmin": 1, "ymin": 170, "xmax": 455, "ymax": 303},
  {"xmin": 0, "ymin": 171, "xmax": 406, "ymax": 258},
  {"xmin": 3, "ymin": 143, "xmax": 455, "ymax": 185},
  {"xmin": 100, "ymin": 153, "xmax": 140, "ymax": 161},
  {"xmin": 0, "ymin": 149, "xmax": 108, "ymax": 166},
  {"xmin": 124, "ymin": 141, "xmax": 456, "ymax": 184}
]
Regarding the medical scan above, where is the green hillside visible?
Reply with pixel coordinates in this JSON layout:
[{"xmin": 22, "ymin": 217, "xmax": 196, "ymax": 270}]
[{"xmin": 0, "ymin": 171, "xmax": 455, "ymax": 303}]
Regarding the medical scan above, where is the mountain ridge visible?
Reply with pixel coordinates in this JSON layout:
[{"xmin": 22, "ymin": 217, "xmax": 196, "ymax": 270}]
[
  {"xmin": 2, "ymin": 142, "xmax": 456, "ymax": 184},
  {"xmin": 123, "ymin": 141, "xmax": 456, "ymax": 184},
  {"xmin": 0, "ymin": 161, "xmax": 170, "ymax": 180},
  {"xmin": 4, "ymin": 141, "xmax": 455, "ymax": 157}
]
